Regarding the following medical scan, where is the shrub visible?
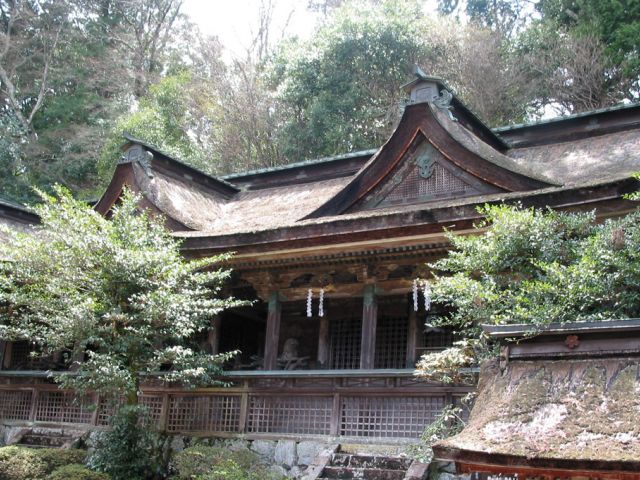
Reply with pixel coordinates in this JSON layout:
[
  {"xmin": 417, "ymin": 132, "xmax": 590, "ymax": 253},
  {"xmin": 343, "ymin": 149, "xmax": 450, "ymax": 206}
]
[
  {"xmin": 172, "ymin": 446, "xmax": 283, "ymax": 480},
  {"xmin": 88, "ymin": 405, "xmax": 168, "ymax": 480},
  {"xmin": 0, "ymin": 446, "xmax": 47, "ymax": 480},
  {"xmin": 37, "ymin": 448, "xmax": 87, "ymax": 473},
  {"xmin": 48, "ymin": 463, "xmax": 110, "ymax": 480},
  {"xmin": 0, "ymin": 446, "xmax": 88, "ymax": 480}
]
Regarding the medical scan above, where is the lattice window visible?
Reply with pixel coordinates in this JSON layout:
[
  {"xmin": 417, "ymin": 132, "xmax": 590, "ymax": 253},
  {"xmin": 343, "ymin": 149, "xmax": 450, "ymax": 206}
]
[
  {"xmin": 417, "ymin": 326, "xmax": 455, "ymax": 356},
  {"xmin": 141, "ymin": 394, "xmax": 164, "ymax": 423},
  {"xmin": 340, "ymin": 395, "xmax": 445, "ymax": 438},
  {"xmin": 0, "ymin": 390, "xmax": 32, "ymax": 420},
  {"xmin": 330, "ymin": 316, "xmax": 361, "ymax": 369},
  {"xmin": 381, "ymin": 163, "xmax": 473, "ymax": 207},
  {"xmin": 374, "ymin": 316, "xmax": 408, "ymax": 369},
  {"xmin": 167, "ymin": 395, "xmax": 241, "ymax": 433},
  {"xmin": 96, "ymin": 396, "xmax": 123, "ymax": 426},
  {"xmin": 247, "ymin": 395, "xmax": 332, "ymax": 435},
  {"xmin": 35, "ymin": 391, "xmax": 93, "ymax": 424}
]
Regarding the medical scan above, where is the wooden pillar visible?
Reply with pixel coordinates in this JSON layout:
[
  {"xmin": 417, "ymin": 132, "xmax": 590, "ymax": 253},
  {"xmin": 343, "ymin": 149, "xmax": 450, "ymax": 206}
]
[
  {"xmin": 2, "ymin": 341, "xmax": 12, "ymax": 369},
  {"xmin": 263, "ymin": 292, "xmax": 281, "ymax": 370},
  {"xmin": 317, "ymin": 315, "xmax": 330, "ymax": 369},
  {"xmin": 406, "ymin": 310, "xmax": 420, "ymax": 368},
  {"xmin": 360, "ymin": 285, "xmax": 378, "ymax": 370},
  {"xmin": 207, "ymin": 316, "xmax": 222, "ymax": 355},
  {"xmin": 0, "ymin": 341, "xmax": 6, "ymax": 370}
]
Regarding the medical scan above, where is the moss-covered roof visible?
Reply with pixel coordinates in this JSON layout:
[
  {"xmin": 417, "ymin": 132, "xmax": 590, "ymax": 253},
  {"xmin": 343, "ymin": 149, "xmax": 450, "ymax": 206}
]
[{"xmin": 435, "ymin": 356, "xmax": 640, "ymax": 466}]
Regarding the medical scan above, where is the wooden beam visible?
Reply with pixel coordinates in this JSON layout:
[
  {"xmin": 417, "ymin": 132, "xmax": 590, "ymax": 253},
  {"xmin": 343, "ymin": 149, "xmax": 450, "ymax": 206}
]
[
  {"xmin": 317, "ymin": 315, "xmax": 330, "ymax": 368},
  {"xmin": 360, "ymin": 285, "xmax": 378, "ymax": 369},
  {"xmin": 263, "ymin": 292, "xmax": 281, "ymax": 370},
  {"xmin": 406, "ymin": 310, "xmax": 419, "ymax": 368}
]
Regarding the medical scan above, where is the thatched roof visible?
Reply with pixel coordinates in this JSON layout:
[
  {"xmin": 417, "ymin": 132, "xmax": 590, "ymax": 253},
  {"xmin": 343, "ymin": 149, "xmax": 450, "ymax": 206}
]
[{"xmin": 436, "ymin": 358, "xmax": 640, "ymax": 466}]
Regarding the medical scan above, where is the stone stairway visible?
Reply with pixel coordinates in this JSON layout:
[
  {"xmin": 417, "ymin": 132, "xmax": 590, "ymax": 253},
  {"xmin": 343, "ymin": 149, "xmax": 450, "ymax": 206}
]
[
  {"xmin": 305, "ymin": 446, "xmax": 428, "ymax": 480},
  {"xmin": 9, "ymin": 427, "xmax": 80, "ymax": 449}
]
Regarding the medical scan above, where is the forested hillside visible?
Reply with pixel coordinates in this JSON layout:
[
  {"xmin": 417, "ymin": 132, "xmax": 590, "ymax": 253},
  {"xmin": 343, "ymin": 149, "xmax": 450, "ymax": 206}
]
[{"xmin": 1, "ymin": 0, "xmax": 638, "ymax": 202}]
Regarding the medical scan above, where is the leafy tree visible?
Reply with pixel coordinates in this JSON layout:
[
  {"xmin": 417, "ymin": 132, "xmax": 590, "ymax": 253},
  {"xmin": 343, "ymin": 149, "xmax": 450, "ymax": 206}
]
[
  {"xmin": 267, "ymin": 0, "xmax": 426, "ymax": 161},
  {"xmin": 415, "ymin": 203, "xmax": 640, "ymax": 377},
  {"xmin": 0, "ymin": 187, "xmax": 242, "ymax": 404}
]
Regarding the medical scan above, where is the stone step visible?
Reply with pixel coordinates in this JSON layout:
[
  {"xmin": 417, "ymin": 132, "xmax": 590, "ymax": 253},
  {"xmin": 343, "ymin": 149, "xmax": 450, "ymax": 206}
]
[
  {"xmin": 18, "ymin": 433, "xmax": 73, "ymax": 448},
  {"xmin": 330, "ymin": 453, "xmax": 412, "ymax": 470},
  {"xmin": 321, "ymin": 466, "xmax": 406, "ymax": 480}
]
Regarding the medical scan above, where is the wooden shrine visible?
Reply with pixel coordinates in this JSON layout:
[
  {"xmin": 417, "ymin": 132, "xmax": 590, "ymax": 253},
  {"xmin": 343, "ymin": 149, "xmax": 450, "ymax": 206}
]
[{"xmin": 2, "ymin": 72, "xmax": 640, "ymax": 443}]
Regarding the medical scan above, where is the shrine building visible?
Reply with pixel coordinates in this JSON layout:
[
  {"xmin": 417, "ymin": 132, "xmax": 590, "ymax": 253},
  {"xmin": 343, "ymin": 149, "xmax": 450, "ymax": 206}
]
[{"xmin": 1, "ymin": 71, "xmax": 640, "ymax": 447}]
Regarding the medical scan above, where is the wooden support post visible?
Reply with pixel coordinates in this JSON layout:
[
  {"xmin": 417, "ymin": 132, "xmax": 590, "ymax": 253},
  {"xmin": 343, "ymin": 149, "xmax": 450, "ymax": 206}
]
[
  {"xmin": 317, "ymin": 315, "xmax": 330, "ymax": 369},
  {"xmin": 263, "ymin": 292, "xmax": 281, "ymax": 370},
  {"xmin": 208, "ymin": 316, "xmax": 222, "ymax": 355},
  {"xmin": 159, "ymin": 393, "xmax": 170, "ymax": 431},
  {"xmin": 360, "ymin": 285, "xmax": 378, "ymax": 370},
  {"xmin": 2, "ymin": 341, "xmax": 12, "ymax": 370},
  {"xmin": 330, "ymin": 393, "xmax": 340, "ymax": 436},
  {"xmin": 406, "ymin": 310, "xmax": 420, "ymax": 368}
]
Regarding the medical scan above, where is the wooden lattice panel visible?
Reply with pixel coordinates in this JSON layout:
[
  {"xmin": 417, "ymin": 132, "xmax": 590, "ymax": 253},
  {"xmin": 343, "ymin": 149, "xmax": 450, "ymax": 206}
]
[
  {"xmin": 0, "ymin": 390, "xmax": 32, "ymax": 421},
  {"xmin": 330, "ymin": 316, "xmax": 361, "ymax": 369},
  {"xmin": 247, "ymin": 395, "xmax": 332, "ymax": 435},
  {"xmin": 374, "ymin": 316, "xmax": 408, "ymax": 369},
  {"xmin": 167, "ymin": 395, "xmax": 241, "ymax": 433},
  {"xmin": 340, "ymin": 395, "xmax": 445, "ymax": 438},
  {"xmin": 96, "ymin": 397, "xmax": 122, "ymax": 426},
  {"xmin": 35, "ymin": 391, "xmax": 93, "ymax": 424},
  {"xmin": 418, "ymin": 325, "xmax": 455, "ymax": 355},
  {"xmin": 141, "ymin": 394, "xmax": 164, "ymax": 423}
]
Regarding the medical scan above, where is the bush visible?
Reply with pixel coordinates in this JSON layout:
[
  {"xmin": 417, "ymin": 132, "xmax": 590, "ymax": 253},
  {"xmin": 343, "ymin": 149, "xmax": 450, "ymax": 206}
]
[
  {"xmin": 48, "ymin": 464, "xmax": 110, "ymax": 480},
  {"xmin": 88, "ymin": 405, "xmax": 168, "ymax": 480},
  {"xmin": 172, "ymin": 446, "xmax": 283, "ymax": 480},
  {"xmin": 0, "ymin": 446, "xmax": 47, "ymax": 480},
  {"xmin": 37, "ymin": 448, "xmax": 87, "ymax": 473},
  {"xmin": 0, "ymin": 446, "xmax": 87, "ymax": 480}
]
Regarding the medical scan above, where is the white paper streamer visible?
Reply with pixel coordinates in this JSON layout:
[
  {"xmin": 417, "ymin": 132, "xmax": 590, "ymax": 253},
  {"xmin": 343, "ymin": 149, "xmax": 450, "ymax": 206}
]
[
  {"xmin": 318, "ymin": 288, "xmax": 324, "ymax": 317},
  {"xmin": 306, "ymin": 288, "xmax": 313, "ymax": 317},
  {"xmin": 412, "ymin": 279, "xmax": 419, "ymax": 312},
  {"xmin": 423, "ymin": 280, "xmax": 431, "ymax": 312}
]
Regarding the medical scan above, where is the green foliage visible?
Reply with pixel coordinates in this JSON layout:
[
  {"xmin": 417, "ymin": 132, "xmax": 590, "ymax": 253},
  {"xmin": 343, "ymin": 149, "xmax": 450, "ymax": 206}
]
[
  {"xmin": 172, "ymin": 445, "xmax": 283, "ymax": 480},
  {"xmin": 48, "ymin": 464, "xmax": 110, "ymax": 480},
  {"xmin": 0, "ymin": 446, "xmax": 87, "ymax": 480},
  {"xmin": 538, "ymin": 0, "xmax": 640, "ymax": 81},
  {"xmin": 0, "ymin": 187, "xmax": 243, "ymax": 402},
  {"xmin": 267, "ymin": 0, "xmax": 425, "ymax": 161},
  {"xmin": 88, "ymin": 405, "xmax": 166, "ymax": 480},
  {"xmin": 98, "ymin": 71, "xmax": 207, "ymax": 182},
  {"xmin": 416, "ymin": 203, "xmax": 640, "ymax": 380},
  {"xmin": 407, "ymin": 403, "xmax": 467, "ymax": 464},
  {"xmin": 415, "ymin": 339, "xmax": 477, "ymax": 384}
]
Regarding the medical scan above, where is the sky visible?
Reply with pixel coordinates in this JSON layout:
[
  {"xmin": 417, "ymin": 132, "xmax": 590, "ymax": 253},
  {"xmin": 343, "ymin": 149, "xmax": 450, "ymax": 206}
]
[{"xmin": 181, "ymin": 0, "xmax": 321, "ymax": 58}]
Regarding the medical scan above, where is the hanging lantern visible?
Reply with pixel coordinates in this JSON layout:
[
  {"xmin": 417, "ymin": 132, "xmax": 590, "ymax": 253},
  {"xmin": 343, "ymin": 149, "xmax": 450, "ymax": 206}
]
[
  {"xmin": 318, "ymin": 288, "xmax": 325, "ymax": 317},
  {"xmin": 306, "ymin": 288, "xmax": 313, "ymax": 317},
  {"xmin": 412, "ymin": 279, "xmax": 419, "ymax": 312}
]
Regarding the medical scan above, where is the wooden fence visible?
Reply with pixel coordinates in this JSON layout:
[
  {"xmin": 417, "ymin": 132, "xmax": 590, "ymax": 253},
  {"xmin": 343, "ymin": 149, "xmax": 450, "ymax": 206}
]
[{"xmin": 0, "ymin": 370, "xmax": 473, "ymax": 441}]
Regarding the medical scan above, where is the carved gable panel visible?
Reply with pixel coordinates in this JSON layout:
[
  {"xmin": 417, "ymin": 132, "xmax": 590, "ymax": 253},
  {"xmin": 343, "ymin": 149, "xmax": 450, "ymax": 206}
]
[{"xmin": 351, "ymin": 140, "xmax": 500, "ymax": 211}]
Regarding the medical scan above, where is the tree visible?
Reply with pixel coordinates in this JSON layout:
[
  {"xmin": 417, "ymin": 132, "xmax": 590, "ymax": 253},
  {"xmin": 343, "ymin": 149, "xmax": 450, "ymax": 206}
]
[
  {"xmin": 415, "ymin": 203, "xmax": 640, "ymax": 379},
  {"xmin": 0, "ymin": 187, "xmax": 242, "ymax": 404},
  {"xmin": 267, "ymin": 0, "xmax": 426, "ymax": 161}
]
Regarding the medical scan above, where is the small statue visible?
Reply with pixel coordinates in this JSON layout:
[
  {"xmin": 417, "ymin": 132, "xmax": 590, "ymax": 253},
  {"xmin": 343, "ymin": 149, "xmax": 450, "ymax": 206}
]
[{"xmin": 277, "ymin": 338, "xmax": 309, "ymax": 370}]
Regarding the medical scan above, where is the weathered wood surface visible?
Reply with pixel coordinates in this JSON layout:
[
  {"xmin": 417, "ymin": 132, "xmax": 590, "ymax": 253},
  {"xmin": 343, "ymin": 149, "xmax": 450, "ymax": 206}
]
[{"xmin": 0, "ymin": 370, "xmax": 473, "ymax": 441}]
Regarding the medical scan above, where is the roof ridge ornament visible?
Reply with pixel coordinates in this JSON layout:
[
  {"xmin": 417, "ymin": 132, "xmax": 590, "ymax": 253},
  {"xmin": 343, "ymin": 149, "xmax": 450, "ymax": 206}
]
[
  {"xmin": 121, "ymin": 144, "xmax": 154, "ymax": 178},
  {"xmin": 433, "ymin": 89, "xmax": 457, "ymax": 122}
]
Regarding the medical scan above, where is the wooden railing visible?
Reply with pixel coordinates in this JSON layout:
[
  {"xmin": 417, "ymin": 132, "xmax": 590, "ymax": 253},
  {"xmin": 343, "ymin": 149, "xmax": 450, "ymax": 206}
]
[{"xmin": 0, "ymin": 370, "xmax": 474, "ymax": 441}]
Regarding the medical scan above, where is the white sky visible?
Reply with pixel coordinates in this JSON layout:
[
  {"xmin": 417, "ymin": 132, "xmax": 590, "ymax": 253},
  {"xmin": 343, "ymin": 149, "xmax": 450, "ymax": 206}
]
[{"xmin": 181, "ymin": 0, "xmax": 320, "ymax": 58}]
